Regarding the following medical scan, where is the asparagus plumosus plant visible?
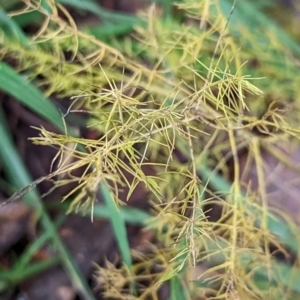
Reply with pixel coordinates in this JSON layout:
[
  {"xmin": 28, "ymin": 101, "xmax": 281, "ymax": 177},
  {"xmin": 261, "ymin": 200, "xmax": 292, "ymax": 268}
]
[{"xmin": 2, "ymin": 0, "xmax": 300, "ymax": 299}]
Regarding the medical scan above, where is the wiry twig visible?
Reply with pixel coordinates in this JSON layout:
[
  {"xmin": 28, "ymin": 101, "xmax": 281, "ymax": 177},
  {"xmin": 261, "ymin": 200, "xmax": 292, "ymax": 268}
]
[{"xmin": 0, "ymin": 176, "xmax": 48, "ymax": 207}]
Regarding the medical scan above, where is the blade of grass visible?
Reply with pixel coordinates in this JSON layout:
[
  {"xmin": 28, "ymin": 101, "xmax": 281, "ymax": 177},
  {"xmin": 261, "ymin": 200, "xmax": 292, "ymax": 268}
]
[
  {"xmin": 100, "ymin": 184, "xmax": 133, "ymax": 269},
  {"xmin": 50, "ymin": 202, "xmax": 151, "ymax": 226},
  {"xmin": 169, "ymin": 274, "xmax": 189, "ymax": 300},
  {"xmin": 57, "ymin": 0, "xmax": 143, "ymax": 26},
  {"xmin": 11, "ymin": 11, "xmax": 44, "ymax": 28},
  {"xmin": 0, "ymin": 107, "xmax": 96, "ymax": 300},
  {"xmin": 0, "ymin": 7, "xmax": 28, "ymax": 45},
  {"xmin": 100, "ymin": 184, "xmax": 137, "ymax": 295},
  {"xmin": 0, "ymin": 62, "xmax": 64, "ymax": 132},
  {"xmin": 93, "ymin": 203, "xmax": 151, "ymax": 226},
  {"xmin": 17, "ymin": 214, "xmax": 65, "ymax": 269},
  {"xmin": 85, "ymin": 23, "xmax": 138, "ymax": 40},
  {"xmin": 0, "ymin": 0, "xmax": 20, "ymax": 11},
  {"xmin": 221, "ymin": 0, "xmax": 300, "ymax": 55},
  {"xmin": 0, "ymin": 257, "xmax": 60, "ymax": 293},
  {"xmin": 0, "ymin": 107, "xmax": 42, "ymax": 211}
]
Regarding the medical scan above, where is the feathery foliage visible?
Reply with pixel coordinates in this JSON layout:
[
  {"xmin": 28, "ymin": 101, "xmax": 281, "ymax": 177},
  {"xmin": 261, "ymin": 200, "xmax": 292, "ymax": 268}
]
[{"xmin": 1, "ymin": 0, "xmax": 300, "ymax": 299}]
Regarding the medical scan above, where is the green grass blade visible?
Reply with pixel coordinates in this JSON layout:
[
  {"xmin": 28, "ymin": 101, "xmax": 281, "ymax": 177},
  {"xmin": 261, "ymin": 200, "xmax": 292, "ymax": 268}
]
[
  {"xmin": 169, "ymin": 275, "xmax": 188, "ymax": 300},
  {"xmin": 17, "ymin": 215, "xmax": 65, "ymax": 269},
  {"xmin": 11, "ymin": 11, "xmax": 44, "ymax": 28},
  {"xmin": 0, "ymin": 107, "xmax": 41, "ymax": 210},
  {"xmin": 54, "ymin": 202, "xmax": 151, "ymax": 226},
  {"xmin": 100, "ymin": 184, "xmax": 137, "ymax": 295},
  {"xmin": 221, "ymin": 0, "xmax": 300, "ymax": 55},
  {"xmin": 0, "ymin": 7, "xmax": 28, "ymax": 45},
  {"xmin": 0, "ymin": 62, "xmax": 64, "ymax": 131},
  {"xmin": 93, "ymin": 204, "xmax": 150, "ymax": 226},
  {"xmin": 100, "ymin": 184, "xmax": 132, "ymax": 268},
  {"xmin": 0, "ymin": 257, "xmax": 60, "ymax": 290},
  {"xmin": 85, "ymin": 23, "xmax": 137, "ymax": 40},
  {"xmin": 58, "ymin": 0, "xmax": 142, "ymax": 25}
]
